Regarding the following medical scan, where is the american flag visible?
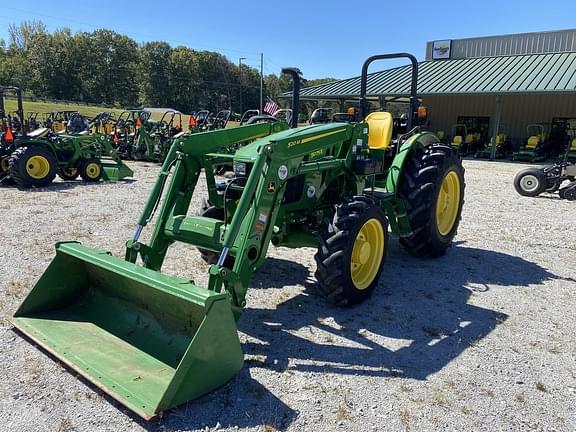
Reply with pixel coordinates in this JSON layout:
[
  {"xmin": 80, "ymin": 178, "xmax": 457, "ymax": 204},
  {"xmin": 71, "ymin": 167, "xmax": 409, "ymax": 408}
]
[{"xmin": 264, "ymin": 97, "xmax": 280, "ymax": 116}]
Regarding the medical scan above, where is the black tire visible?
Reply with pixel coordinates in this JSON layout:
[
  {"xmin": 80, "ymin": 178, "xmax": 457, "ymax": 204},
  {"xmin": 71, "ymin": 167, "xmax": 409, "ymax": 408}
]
[
  {"xmin": 58, "ymin": 166, "xmax": 79, "ymax": 180},
  {"xmin": 9, "ymin": 145, "xmax": 57, "ymax": 187},
  {"xmin": 398, "ymin": 144, "xmax": 465, "ymax": 257},
  {"xmin": 514, "ymin": 168, "xmax": 546, "ymax": 197},
  {"xmin": 197, "ymin": 203, "xmax": 235, "ymax": 268},
  {"xmin": 79, "ymin": 158, "xmax": 103, "ymax": 182},
  {"xmin": 315, "ymin": 196, "xmax": 389, "ymax": 306}
]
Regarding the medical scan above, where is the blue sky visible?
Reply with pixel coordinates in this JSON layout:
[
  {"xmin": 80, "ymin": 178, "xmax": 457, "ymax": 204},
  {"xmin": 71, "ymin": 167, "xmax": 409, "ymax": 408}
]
[{"xmin": 1, "ymin": 1, "xmax": 575, "ymax": 79}]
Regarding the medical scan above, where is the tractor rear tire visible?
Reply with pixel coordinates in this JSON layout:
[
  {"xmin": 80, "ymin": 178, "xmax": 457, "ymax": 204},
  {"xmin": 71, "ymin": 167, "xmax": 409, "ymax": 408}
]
[
  {"xmin": 514, "ymin": 168, "xmax": 546, "ymax": 197},
  {"xmin": 315, "ymin": 196, "xmax": 389, "ymax": 306},
  {"xmin": 58, "ymin": 167, "xmax": 79, "ymax": 181},
  {"xmin": 79, "ymin": 158, "xmax": 103, "ymax": 182},
  {"xmin": 398, "ymin": 144, "xmax": 465, "ymax": 257},
  {"xmin": 9, "ymin": 145, "xmax": 57, "ymax": 187}
]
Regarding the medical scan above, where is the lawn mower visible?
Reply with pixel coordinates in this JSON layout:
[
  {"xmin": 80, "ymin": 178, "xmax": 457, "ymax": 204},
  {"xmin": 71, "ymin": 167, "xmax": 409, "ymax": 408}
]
[
  {"xmin": 512, "ymin": 124, "xmax": 549, "ymax": 162},
  {"xmin": 475, "ymin": 133, "xmax": 511, "ymax": 159},
  {"xmin": 514, "ymin": 159, "xmax": 576, "ymax": 200},
  {"xmin": 449, "ymin": 124, "xmax": 474, "ymax": 156},
  {"xmin": 12, "ymin": 53, "xmax": 465, "ymax": 419}
]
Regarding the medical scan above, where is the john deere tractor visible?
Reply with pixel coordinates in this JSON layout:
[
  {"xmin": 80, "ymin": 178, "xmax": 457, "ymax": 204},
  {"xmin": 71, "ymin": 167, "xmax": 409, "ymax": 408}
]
[
  {"xmin": 12, "ymin": 53, "xmax": 465, "ymax": 419},
  {"xmin": 0, "ymin": 87, "xmax": 132, "ymax": 187}
]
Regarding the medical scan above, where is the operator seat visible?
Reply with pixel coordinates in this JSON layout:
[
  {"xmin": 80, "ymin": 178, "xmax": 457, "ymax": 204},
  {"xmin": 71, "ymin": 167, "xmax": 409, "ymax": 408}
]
[
  {"xmin": 526, "ymin": 135, "xmax": 540, "ymax": 149},
  {"xmin": 366, "ymin": 111, "xmax": 393, "ymax": 149}
]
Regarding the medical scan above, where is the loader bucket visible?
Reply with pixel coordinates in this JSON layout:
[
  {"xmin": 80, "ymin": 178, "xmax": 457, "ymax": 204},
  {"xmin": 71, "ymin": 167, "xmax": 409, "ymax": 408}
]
[
  {"xmin": 101, "ymin": 157, "xmax": 133, "ymax": 181},
  {"xmin": 12, "ymin": 242, "xmax": 243, "ymax": 420}
]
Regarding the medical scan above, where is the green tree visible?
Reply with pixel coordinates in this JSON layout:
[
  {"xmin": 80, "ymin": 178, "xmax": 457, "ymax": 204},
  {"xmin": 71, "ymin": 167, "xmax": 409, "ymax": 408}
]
[{"xmin": 140, "ymin": 41, "xmax": 172, "ymax": 107}]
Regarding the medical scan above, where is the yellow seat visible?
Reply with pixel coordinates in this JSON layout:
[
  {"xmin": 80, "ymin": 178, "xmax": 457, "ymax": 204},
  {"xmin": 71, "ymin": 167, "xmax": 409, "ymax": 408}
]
[
  {"xmin": 526, "ymin": 135, "xmax": 540, "ymax": 149},
  {"xmin": 570, "ymin": 138, "xmax": 576, "ymax": 151},
  {"xmin": 465, "ymin": 134, "xmax": 474, "ymax": 144},
  {"xmin": 451, "ymin": 135, "xmax": 463, "ymax": 147},
  {"xmin": 366, "ymin": 112, "xmax": 393, "ymax": 150}
]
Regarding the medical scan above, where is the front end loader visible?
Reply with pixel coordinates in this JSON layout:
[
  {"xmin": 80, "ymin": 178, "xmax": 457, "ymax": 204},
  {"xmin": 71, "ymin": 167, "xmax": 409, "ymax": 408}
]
[{"xmin": 13, "ymin": 53, "xmax": 465, "ymax": 419}]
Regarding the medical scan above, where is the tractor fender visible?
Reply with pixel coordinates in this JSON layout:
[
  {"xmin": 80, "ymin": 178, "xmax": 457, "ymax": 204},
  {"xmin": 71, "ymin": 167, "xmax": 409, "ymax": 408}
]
[
  {"xmin": 385, "ymin": 131, "xmax": 440, "ymax": 195},
  {"xmin": 13, "ymin": 138, "xmax": 63, "ymax": 162}
]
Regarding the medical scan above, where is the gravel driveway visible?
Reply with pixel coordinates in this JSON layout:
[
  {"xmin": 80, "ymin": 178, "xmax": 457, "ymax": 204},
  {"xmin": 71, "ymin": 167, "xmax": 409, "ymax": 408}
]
[{"xmin": 0, "ymin": 159, "xmax": 575, "ymax": 431}]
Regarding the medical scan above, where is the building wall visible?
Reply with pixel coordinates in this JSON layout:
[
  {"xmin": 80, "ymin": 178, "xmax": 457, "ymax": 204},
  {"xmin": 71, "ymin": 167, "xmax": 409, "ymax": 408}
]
[
  {"xmin": 424, "ymin": 94, "xmax": 576, "ymax": 142},
  {"xmin": 426, "ymin": 29, "xmax": 576, "ymax": 60}
]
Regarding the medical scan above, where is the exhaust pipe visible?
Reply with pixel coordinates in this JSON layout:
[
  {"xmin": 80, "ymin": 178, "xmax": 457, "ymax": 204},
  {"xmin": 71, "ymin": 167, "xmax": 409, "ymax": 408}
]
[{"xmin": 281, "ymin": 67, "xmax": 301, "ymax": 128}]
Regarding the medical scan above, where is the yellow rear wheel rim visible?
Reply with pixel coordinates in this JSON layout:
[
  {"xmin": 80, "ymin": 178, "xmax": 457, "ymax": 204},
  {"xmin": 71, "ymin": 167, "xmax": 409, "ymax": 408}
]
[
  {"xmin": 350, "ymin": 218, "xmax": 385, "ymax": 290},
  {"xmin": 85, "ymin": 162, "xmax": 101, "ymax": 179},
  {"xmin": 26, "ymin": 155, "xmax": 51, "ymax": 179},
  {"xmin": 436, "ymin": 171, "xmax": 461, "ymax": 236},
  {"xmin": 1, "ymin": 157, "xmax": 9, "ymax": 172}
]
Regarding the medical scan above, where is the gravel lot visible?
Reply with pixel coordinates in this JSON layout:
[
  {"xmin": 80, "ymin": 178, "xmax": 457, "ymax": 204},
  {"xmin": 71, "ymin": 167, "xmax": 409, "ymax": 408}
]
[{"xmin": 1, "ymin": 159, "xmax": 575, "ymax": 432}]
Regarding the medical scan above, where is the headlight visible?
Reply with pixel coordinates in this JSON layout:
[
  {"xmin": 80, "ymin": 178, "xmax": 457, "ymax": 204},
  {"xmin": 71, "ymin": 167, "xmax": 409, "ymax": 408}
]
[{"xmin": 234, "ymin": 161, "xmax": 247, "ymax": 176}]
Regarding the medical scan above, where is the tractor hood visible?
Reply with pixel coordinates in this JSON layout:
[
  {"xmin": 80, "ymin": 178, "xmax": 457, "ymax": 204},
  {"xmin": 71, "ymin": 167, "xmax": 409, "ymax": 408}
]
[{"xmin": 233, "ymin": 123, "xmax": 353, "ymax": 162}]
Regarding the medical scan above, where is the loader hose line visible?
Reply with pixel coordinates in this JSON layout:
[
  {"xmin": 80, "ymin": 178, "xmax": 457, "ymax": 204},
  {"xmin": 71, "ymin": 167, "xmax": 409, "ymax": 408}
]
[
  {"xmin": 147, "ymin": 157, "xmax": 178, "ymax": 223},
  {"xmin": 222, "ymin": 177, "xmax": 240, "ymax": 233}
]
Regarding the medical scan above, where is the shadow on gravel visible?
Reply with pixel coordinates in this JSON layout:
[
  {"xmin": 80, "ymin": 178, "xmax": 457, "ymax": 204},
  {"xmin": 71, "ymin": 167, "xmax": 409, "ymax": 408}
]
[
  {"xmin": 240, "ymin": 244, "xmax": 559, "ymax": 381},
  {"xmin": 145, "ymin": 245, "xmax": 560, "ymax": 431}
]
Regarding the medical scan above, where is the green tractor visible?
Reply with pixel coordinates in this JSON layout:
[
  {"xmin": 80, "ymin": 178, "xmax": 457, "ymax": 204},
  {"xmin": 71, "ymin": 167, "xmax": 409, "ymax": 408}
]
[
  {"xmin": 0, "ymin": 87, "xmax": 132, "ymax": 187},
  {"xmin": 12, "ymin": 53, "xmax": 465, "ymax": 419},
  {"xmin": 130, "ymin": 110, "xmax": 184, "ymax": 162}
]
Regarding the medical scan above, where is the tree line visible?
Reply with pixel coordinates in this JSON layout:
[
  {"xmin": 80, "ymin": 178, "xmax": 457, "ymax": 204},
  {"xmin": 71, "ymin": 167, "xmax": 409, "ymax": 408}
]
[{"xmin": 0, "ymin": 21, "xmax": 336, "ymax": 114}]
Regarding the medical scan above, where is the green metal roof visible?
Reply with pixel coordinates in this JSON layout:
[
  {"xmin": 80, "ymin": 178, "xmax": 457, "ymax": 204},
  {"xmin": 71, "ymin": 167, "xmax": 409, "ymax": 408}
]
[{"xmin": 293, "ymin": 52, "xmax": 576, "ymax": 100}]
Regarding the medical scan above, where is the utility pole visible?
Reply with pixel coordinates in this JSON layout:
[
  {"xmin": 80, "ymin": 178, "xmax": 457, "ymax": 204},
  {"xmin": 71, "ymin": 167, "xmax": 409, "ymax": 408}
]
[
  {"xmin": 260, "ymin": 53, "xmax": 264, "ymax": 114},
  {"xmin": 239, "ymin": 57, "xmax": 246, "ymax": 114}
]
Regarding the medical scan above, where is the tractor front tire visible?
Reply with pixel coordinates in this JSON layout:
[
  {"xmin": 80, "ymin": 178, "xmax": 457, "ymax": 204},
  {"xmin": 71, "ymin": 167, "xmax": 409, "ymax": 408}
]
[
  {"xmin": 514, "ymin": 168, "xmax": 546, "ymax": 197},
  {"xmin": 79, "ymin": 158, "xmax": 103, "ymax": 182},
  {"xmin": 315, "ymin": 196, "xmax": 389, "ymax": 306},
  {"xmin": 399, "ymin": 144, "xmax": 465, "ymax": 257},
  {"xmin": 9, "ymin": 145, "xmax": 57, "ymax": 187}
]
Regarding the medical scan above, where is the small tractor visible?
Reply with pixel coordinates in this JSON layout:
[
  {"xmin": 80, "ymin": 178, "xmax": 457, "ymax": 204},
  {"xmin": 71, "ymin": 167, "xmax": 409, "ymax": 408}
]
[
  {"xmin": 309, "ymin": 107, "xmax": 333, "ymax": 124},
  {"xmin": 514, "ymin": 159, "xmax": 576, "ymax": 200},
  {"xmin": 239, "ymin": 109, "xmax": 260, "ymax": 125},
  {"xmin": 0, "ymin": 87, "xmax": 132, "ymax": 187},
  {"xmin": 12, "ymin": 53, "xmax": 465, "ymax": 419},
  {"xmin": 129, "ymin": 110, "xmax": 184, "ymax": 162}
]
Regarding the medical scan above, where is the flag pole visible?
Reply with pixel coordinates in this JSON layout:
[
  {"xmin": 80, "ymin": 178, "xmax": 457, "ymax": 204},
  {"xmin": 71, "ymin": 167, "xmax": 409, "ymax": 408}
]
[{"xmin": 260, "ymin": 53, "xmax": 264, "ymax": 114}]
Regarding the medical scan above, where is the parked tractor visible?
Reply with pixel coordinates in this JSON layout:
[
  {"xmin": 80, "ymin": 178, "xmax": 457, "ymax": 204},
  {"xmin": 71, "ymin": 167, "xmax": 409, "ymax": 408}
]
[
  {"xmin": 13, "ymin": 53, "xmax": 465, "ymax": 419},
  {"xmin": 129, "ymin": 110, "xmax": 184, "ymax": 162},
  {"xmin": 0, "ymin": 87, "xmax": 132, "ymax": 187}
]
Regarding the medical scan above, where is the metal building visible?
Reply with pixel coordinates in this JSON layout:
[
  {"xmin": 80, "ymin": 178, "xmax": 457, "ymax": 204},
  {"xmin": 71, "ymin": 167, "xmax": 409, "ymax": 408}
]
[{"xmin": 293, "ymin": 29, "xmax": 576, "ymax": 154}]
